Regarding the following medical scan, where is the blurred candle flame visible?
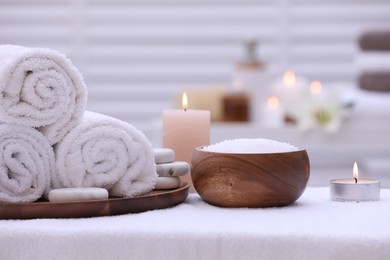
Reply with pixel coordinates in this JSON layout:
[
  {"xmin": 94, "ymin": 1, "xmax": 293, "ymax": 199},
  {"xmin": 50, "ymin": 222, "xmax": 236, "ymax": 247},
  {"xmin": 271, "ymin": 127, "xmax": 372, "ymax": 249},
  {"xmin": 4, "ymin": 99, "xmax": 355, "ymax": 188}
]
[
  {"xmin": 267, "ymin": 96, "xmax": 280, "ymax": 109},
  {"xmin": 310, "ymin": 80, "xmax": 322, "ymax": 94},
  {"xmin": 283, "ymin": 71, "xmax": 296, "ymax": 87},
  {"xmin": 182, "ymin": 92, "xmax": 188, "ymax": 111},
  {"xmin": 232, "ymin": 79, "xmax": 244, "ymax": 91},
  {"xmin": 353, "ymin": 162, "xmax": 359, "ymax": 179}
]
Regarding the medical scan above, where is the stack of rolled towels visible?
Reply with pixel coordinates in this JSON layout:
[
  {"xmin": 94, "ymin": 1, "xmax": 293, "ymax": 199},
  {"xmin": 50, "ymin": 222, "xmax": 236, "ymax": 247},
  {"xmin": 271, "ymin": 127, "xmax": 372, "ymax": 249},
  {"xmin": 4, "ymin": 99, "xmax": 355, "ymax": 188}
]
[
  {"xmin": 357, "ymin": 30, "xmax": 390, "ymax": 92},
  {"xmin": 0, "ymin": 45, "xmax": 158, "ymax": 203}
]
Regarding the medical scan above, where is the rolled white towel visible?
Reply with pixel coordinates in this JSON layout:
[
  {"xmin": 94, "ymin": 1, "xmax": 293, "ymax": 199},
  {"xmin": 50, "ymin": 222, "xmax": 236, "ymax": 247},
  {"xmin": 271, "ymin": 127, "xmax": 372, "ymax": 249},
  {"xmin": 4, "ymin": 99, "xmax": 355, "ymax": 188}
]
[
  {"xmin": 54, "ymin": 111, "xmax": 157, "ymax": 197},
  {"xmin": 0, "ymin": 45, "xmax": 87, "ymax": 145},
  {"xmin": 0, "ymin": 124, "xmax": 54, "ymax": 203}
]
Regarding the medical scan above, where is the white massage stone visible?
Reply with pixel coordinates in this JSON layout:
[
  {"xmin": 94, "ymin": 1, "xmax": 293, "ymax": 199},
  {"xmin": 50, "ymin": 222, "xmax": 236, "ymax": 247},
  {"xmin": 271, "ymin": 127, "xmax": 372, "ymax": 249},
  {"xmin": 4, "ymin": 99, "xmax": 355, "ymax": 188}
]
[
  {"xmin": 154, "ymin": 177, "xmax": 181, "ymax": 190},
  {"xmin": 48, "ymin": 188, "xmax": 109, "ymax": 202},
  {"xmin": 156, "ymin": 161, "xmax": 190, "ymax": 177},
  {"xmin": 154, "ymin": 148, "xmax": 175, "ymax": 164}
]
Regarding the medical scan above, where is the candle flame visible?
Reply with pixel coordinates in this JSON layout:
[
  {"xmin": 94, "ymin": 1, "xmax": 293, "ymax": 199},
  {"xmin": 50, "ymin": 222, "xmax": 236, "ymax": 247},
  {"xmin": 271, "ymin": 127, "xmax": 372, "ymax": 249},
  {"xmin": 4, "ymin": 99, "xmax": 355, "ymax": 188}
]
[
  {"xmin": 267, "ymin": 96, "xmax": 279, "ymax": 109},
  {"xmin": 182, "ymin": 92, "xmax": 188, "ymax": 111},
  {"xmin": 232, "ymin": 79, "xmax": 244, "ymax": 91},
  {"xmin": 310, "ymin": 80, "xmax": 322, "ymax": 94},
  {"xmin": 283, "ymin": 70, "xmax": 296, "ymax": 87},
  {"xmin": 353, "ymin": 161, "xmax": 359, "ymax": 180}
]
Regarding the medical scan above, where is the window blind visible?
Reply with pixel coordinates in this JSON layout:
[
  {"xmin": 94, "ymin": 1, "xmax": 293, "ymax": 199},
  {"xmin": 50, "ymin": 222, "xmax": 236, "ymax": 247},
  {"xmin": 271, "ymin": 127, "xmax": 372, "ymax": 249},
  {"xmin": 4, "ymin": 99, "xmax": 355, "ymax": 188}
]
[{"xmin": 1, "ymin": 0, "xmax": 390, "ymax": 130}]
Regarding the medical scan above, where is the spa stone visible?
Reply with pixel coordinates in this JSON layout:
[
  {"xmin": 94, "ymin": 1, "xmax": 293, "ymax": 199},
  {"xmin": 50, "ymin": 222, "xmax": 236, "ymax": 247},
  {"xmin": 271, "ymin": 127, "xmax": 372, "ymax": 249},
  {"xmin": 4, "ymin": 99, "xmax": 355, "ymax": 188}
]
[
  {"xmin": 154, "ymin": 148, "xmax": 175, "ymax": 164},
  {"xmin": 154, "ymin": 177, "xmax": 181, "ymax": 190},
  {"xmin": 156, "ymin": 161, "xmax": 190, "ymax": 177},
  {"xmin": 48, "ymin": 187, "xmax": 109, "ymax": 202}
]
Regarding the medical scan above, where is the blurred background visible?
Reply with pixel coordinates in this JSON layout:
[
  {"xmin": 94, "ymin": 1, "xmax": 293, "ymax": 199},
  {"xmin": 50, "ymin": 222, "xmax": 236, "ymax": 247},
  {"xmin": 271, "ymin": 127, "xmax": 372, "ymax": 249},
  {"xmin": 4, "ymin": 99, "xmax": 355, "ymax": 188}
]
[{"xmin": 1, "ymin": 0, "xmax": 390, "ymax": 186}]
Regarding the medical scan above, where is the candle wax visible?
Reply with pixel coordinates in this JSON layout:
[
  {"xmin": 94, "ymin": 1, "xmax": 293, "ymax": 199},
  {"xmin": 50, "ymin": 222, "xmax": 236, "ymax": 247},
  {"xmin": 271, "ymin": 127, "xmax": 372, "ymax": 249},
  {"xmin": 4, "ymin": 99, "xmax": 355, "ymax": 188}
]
[
  {"xmin": 163, "ymin": 109, "xmax": 210, "ymax": 163},
  {"xmin": 331, "ymin": 179, "xmax": 379, "ymax": 184},
  {"xmin": 163, "ymin": 109, "xmax": 210, "ymax": 192}
]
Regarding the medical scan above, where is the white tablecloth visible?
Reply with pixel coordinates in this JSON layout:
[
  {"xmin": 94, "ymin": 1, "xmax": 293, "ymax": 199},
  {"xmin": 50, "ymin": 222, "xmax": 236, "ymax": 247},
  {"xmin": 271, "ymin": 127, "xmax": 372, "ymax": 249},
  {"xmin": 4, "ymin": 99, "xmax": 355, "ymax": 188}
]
[{"xmin": 0, "ymin": 188, "xmax": 389, "ymax": 260}]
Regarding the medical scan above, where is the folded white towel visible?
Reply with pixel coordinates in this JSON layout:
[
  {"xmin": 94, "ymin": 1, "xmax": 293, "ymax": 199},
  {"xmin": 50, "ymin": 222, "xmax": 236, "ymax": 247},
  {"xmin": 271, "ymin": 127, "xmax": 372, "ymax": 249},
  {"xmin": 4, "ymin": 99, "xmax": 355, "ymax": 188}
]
[
  {"xmin": 53, "ymin": 111, "xmax": 157, "ymax": 197},
  {"xmin": 355, "ymin": 51, "xmax": 390, "ymax": 72},
  {"xmin": 0, "ymin": 45, "xmax": 87, "ymax": 145},
  {"xmin": 0, "ymin": 124, "xmax": 54, "ymax": 203}
]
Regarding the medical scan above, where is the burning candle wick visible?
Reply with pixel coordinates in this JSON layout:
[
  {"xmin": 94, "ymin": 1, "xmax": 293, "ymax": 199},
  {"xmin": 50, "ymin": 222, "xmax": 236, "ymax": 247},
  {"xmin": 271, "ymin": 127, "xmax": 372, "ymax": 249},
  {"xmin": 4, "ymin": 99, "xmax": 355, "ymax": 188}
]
[
  {"xmin": 182, "ymin": 92, "xmax": 188, "ymax": 112},
  {"xmin": 353, "ymin": 161, "xmax": 358, "ymax": 184}
]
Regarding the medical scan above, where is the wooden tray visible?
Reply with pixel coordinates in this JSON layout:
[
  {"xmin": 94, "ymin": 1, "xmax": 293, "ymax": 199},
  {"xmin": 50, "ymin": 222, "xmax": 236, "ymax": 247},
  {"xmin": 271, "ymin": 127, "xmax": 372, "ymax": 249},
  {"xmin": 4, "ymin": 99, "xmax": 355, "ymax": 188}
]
[{"xmin": 0, "ymin": 183, "xmax": 189, "ymax": 219}]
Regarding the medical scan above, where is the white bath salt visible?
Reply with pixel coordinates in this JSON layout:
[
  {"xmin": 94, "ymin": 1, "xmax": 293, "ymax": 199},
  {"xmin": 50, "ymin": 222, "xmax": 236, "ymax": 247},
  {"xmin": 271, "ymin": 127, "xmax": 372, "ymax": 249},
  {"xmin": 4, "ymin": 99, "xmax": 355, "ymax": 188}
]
[{"xmin": 202, "ymin": 138, "xmax": 299, "ymax": 154}]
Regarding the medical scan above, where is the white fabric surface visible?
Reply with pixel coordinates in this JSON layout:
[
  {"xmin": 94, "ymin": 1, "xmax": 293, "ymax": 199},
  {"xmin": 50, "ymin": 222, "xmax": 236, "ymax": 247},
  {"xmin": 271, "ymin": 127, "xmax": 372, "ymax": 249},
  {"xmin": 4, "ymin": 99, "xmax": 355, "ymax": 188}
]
[
  {"xmin": 53, "ymin": 111, "xmax": 157, "ymax": 197},
  {"xmin": 0, "ymin": 124, "xmax": 54, "ymax": 202},
  {"xmin": 355, "ymin": 51, "xmax": 390, "ymax": 72},
  {"xmin": 0, "ymin": 187, "xmax": 389, "ymax": 260},
  {"xmin": 0, "ymin": 45, "xmax": 87, "ymax": 145}
]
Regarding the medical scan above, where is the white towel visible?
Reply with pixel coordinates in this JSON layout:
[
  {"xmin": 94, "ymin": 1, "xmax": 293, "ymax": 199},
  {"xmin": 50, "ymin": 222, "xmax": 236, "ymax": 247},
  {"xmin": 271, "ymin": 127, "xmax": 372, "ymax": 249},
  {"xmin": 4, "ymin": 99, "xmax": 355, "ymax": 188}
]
[
  {"xmin": 0, "ymin": 124, "xmax": 54, "ymax": 203},
  {"xmin": 355, "ymin": 51, "xmax": 390, "ymax": 73},
  {"xmin": 0, "ymin": 45, "xmax": 87, "ymax": 145},
  {"xmin": 53, "ymin": 111, "xmax": 157, "ymax": 197},
  {"xmin": 1, "ymin": 188, "xmax": 390, "ymax": 260}
]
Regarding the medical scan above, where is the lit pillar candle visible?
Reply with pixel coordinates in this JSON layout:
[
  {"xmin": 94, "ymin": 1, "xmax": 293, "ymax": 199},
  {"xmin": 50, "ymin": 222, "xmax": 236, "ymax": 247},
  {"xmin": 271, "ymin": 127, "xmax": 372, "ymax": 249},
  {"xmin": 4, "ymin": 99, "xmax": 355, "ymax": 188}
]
[
  {"xmin": 273, "ymin": 71, "xmax": 308, "ymax": 121},
  {"xmin": 308, "ymin": 80, "xmax": 328, "ymax": 104},
  {"xmin": 330, "ymin": 162, "xmax": 380, "ymax": 201},
  {"xmin": 262, "ymin": 96, "xmax": 284, "ymax": 127},
  {"xmin": 310, "ymin": 80, "xmax": 322, "ymax": 95},
  {"xmin": 163, "ymin": 93, "xmax": 210, "ymax": 191}
]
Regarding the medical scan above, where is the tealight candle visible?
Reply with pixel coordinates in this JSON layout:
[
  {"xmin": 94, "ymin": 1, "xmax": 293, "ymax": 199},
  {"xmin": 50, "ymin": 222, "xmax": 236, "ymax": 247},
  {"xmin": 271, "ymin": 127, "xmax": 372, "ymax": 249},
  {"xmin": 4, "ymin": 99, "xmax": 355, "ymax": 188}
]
[{"xmin": 330, "ymin": 162, "xmax": 380, "ymax": 202}]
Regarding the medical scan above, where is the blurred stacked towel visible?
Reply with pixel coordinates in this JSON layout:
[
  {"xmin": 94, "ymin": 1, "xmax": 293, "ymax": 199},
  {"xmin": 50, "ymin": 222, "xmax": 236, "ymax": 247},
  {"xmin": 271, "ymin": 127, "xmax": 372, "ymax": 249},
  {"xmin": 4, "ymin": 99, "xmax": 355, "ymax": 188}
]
[
  {"xmin": 358, "ymin": 30, "xmax": 390, "ymax": 51},
  {"xmin": 0, "ymin": 125, "xmax": 54, "ymax": 203},
  {"xmin": 358, "ymin": 72, "xmax": 390, "ymax": 92},
  {"xmin": 0, "ymin": 45, "xmax": 157, "ymax": 203},
  {"xmin": 53, "ymin": 111, "xmax": 157, "ymax": 198},
  {"xmin": 0, "ymin": 45, "xmax": 87, "ymax": 145},
  {"xmin": 357, "ymin": 30, "xmax": 390, "ymax": 92}
]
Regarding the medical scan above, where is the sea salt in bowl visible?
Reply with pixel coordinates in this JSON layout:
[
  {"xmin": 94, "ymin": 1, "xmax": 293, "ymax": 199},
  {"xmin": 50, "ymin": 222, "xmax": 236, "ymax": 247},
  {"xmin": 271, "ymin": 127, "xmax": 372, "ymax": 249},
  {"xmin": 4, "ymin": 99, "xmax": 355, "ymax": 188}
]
[{"xmin": 191, "ymin": 138, "xmax": 310, "ymax": 207}]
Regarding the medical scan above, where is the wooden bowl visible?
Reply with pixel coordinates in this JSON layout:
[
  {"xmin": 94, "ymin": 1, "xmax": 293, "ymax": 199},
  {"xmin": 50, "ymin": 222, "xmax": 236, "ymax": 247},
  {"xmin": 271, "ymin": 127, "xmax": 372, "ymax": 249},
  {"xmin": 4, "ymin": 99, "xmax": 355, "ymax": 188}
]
[{"xmin": 191, "ymin": 147, "xmax": 310, "ymax": 208}]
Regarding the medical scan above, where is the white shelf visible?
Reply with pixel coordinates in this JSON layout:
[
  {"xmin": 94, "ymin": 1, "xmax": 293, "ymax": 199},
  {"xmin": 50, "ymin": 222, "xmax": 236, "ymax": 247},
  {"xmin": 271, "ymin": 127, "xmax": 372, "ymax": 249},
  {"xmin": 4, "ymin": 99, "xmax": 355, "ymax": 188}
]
[
  {"xmin": 211, "ymin": 119, "xmax": 390, "ymax": 187},
  {"xmin": 142, "ymin": 117, "xmax": 390, "ymax": 187}
]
